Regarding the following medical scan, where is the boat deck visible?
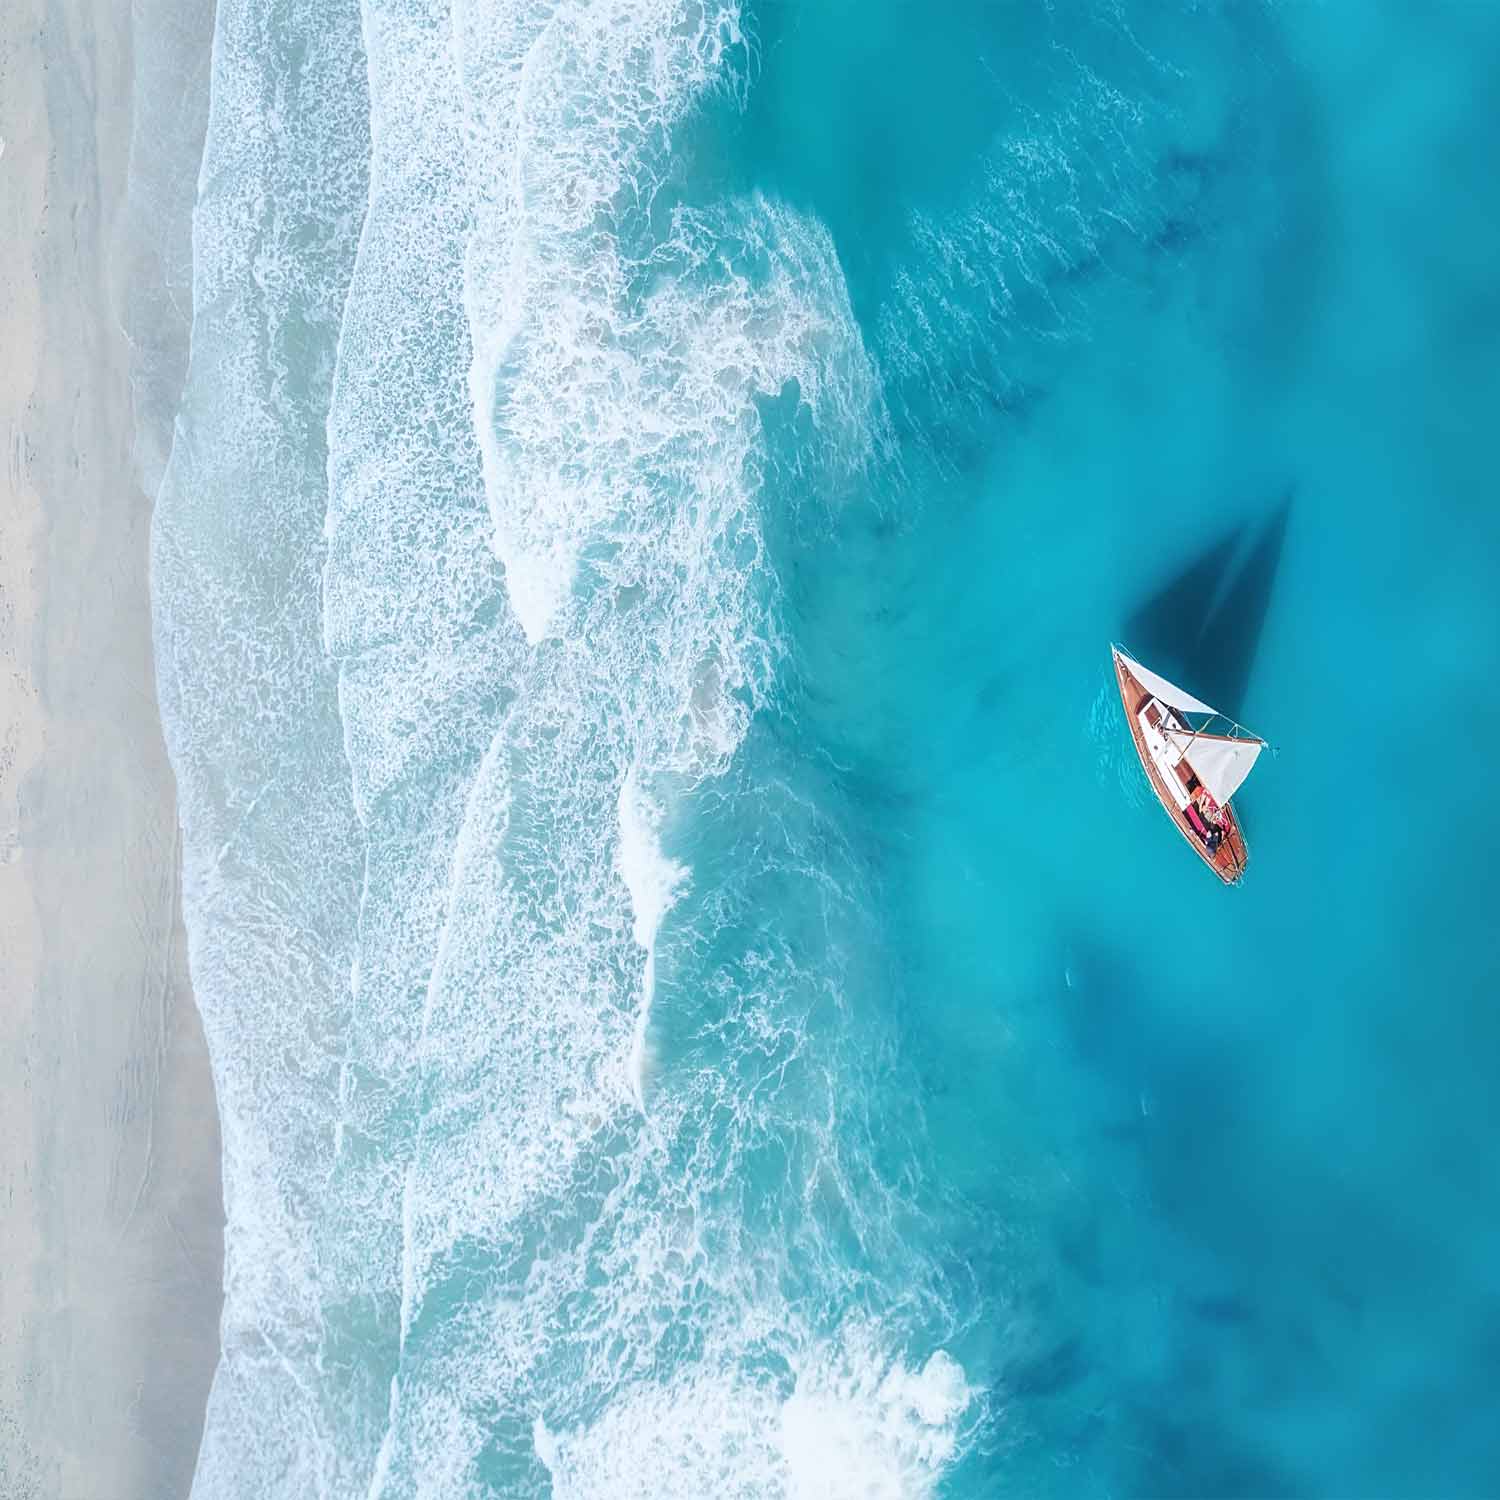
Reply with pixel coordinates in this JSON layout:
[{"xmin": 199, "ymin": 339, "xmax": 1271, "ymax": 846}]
[{"xmin": 1113, "ymin": 650, "xmax": 1248, "ymax": 885}]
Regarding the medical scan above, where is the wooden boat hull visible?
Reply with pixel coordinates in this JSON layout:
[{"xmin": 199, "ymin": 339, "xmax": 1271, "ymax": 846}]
[{"xmin": 1112, "ymin": 650, "xmax": 1248, "ymax": 885}]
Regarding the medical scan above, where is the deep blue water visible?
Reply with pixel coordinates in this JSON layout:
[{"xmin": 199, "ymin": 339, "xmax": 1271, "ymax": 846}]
[{"xmin": 146, "ymin": 0, "xmax": 1500, "ymax": 1494}]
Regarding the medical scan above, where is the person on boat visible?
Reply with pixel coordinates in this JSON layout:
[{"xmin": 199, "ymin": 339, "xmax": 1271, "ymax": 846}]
[{"xmin": 1192, "ymin": 784, "xmax": 1224, "ymax": 854}]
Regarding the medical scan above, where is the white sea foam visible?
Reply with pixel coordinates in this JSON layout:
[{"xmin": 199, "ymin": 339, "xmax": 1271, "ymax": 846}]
[
  {"xmin": 156, "ymin": 0, "xmax": 972, "ymax": 1489},
  {"xmin": 779, "ymin": 1341, "xmax": 972, "ymax": 1497},
  {"xmin": 454, "ymin": 0, "xmax": 751, "ymax": 643},
  {"xmin": 618, "ymin": 765, "xmax": 689, "ymax": 1108},
  {"xmin": 618, "ymin": 768, "xmax": 689, "ymax": 955},
  {"xmin": 535, "ymin": 1327, "xmax": 971, "ymax": 1500},
  {"xmin": 149, "ymin": 0, "xmax": 376, "ymax": 1490}
]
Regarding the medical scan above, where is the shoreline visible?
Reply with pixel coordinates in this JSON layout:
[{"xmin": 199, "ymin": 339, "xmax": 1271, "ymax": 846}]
[{"xmin": 0, "ymin": 0, "xmax": 223, "ymax": 1495}]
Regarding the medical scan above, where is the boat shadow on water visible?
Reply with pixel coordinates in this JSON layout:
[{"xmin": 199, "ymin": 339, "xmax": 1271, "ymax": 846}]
[{"xmin": 1123, "ymin": 493, "xmax": 1292, "ymax": 719}]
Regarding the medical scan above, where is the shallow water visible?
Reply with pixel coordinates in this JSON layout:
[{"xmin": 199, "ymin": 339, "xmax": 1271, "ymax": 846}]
[{"xmin": 145, "ymin": 0, "xmax": 1500, "ymax": 1494}]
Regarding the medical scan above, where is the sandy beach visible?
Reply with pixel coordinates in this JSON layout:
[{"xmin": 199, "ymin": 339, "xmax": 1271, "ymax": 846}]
[{"xmin": 0, "ymin": 0, "xmax": 222, "ymax": 1494}]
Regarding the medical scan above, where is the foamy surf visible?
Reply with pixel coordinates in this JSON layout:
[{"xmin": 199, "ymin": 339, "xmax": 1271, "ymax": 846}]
[
  {"xmin": 535, "ymin": 1330, "xmax": 971, "ymax": 1500},
  {"xmin": 147, "ymin": 0, "xmax": 974, "ymax": 1491},
  {"xmin": 618, "ymin": 766, "xmax": 689, "ymax": 1109}
]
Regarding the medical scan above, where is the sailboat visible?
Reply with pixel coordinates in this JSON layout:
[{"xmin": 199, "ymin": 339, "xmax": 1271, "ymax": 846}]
[{"xmin": 1111, "ymin": 644, "xmax": 1269, "ymax": 884}]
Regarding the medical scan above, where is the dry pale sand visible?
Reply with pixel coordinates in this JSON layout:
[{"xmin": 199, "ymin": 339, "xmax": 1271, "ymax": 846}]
[{"xmin": 1, "ymin": 0, "xmax": 222, "ymax": 1495}]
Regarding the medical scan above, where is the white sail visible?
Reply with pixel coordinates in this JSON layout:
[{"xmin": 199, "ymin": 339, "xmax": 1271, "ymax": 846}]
[
  {"xmin": 1115, "ymin": 648, "xmax": 1219, "ymax": 719},
  {"xmin": 1164, "ymin": 729, "xmax": 1263, "ymax": 806}
]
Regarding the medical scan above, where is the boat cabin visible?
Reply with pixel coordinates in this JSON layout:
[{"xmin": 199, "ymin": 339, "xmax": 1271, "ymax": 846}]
[{"xmin": 1135, "ymin": 699, "xmax": 1227, "ymax": 854}]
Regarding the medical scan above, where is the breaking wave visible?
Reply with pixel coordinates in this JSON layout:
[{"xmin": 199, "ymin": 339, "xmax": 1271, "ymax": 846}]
[{"xmin": 147, "ymin": 0, "xmax": 975, "ymax": 1493}]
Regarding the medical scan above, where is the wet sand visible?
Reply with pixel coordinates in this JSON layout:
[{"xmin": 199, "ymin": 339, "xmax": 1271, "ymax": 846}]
[{"xmin": 0, "ymin": 0, "xmax": 222, "ymax": 1494}]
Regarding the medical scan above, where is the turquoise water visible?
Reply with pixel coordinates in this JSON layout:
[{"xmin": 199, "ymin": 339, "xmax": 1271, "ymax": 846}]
[{"xmin": 145, "ymin": 0, "xmax": 1500, "ymax": 1494}]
